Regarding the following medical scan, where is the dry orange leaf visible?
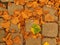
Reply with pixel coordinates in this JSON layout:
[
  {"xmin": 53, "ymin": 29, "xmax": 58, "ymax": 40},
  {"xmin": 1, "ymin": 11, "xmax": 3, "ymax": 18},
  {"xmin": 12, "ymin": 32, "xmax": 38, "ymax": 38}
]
[
  {"xmin": 2, "ymin": 14, "xmax": 11, "ymax": 20},
  {"xmin": 18, "ymin": 23, "xmax": 20, "ymax": 29},
  {"xmin": 56, "ymin": 38, "xmax": 60, "ymax": 44},
  {"xmin": 24, "ymin": 34, "xmax": 29, "ymax": 39},
  {"xmin": 33, "ymin": 35, "xmax": 37, "ymax": 39},
  {"xmin": 40, "ymin": 17, "xmax": 45, "ymax": 25},
  {"xmin": 26, "ymin": 2, "xmax": 33, "ymax": 7},
  {"xmin": 24, "ymin": 9, "xmax": 32, "ymax": 17},
  {"xmin": 6, "ymin": 39, "xmax": 13, "ymax": 45},
  {"xmin": 13, "ymin": 36, "xmax": 21, "ymax": 44},
  {"xmin": 41, "ymin": 20, "xmax": 45, "ymax": 25},
  {"xmin": 1, "ymin": 21, "xmax": 10, "ymax": 28},
  {"xmin": 3, "ymin": 38, "xmax": 13, "ymax": 45},
  {"xmin": 14, "ymin": 0, "xmax": 25, "ymax": 5},
  {"xmin": 14, "ymin": 10, "xmax": 20, "ymax": 15},
  {"xmin": 39, "ymin": 0, "xmax": 48, "ymax": 4},
  {"xmin": 11, "ymin": 17, "xmax": 19, "ymax": 25},
  {"xmin": 21, "ymin": 12, "xmax": 28, "ymax": 19},
  {"xmin": 0, "ymin": 3, "xmax": 6, "ymax": 8},
  {"xmin": 19, "ymin": 0, "xmax": 25, "ymax": 5},
  {"xmin": 14, "ymin": 0, "xmax": 20, "ymax": 5},
  {"xmin": 5, "ymin": 28, "xmax": 10, "ymax": 32},
  {"xmin": 34, "ymin": 19, "xmax": 39, "ymax": 24},
  {"xmin": 45, "ymin": 14, "xmax": 54, "ymax": 21},
  {"xmin": 5, "ymin": 33, "xmax": 11, "ymax": 40},
  {"xmin": 31, "ymin": 1, "xmax": 39, "ymax": 8},
  {"xmin": 3, "ymin": 33, "xmax": 13, "ymax": 45},
  {"xmin": 11, "ymin": 29, "xmax": 15, "ymax": 33},
  {"xmin": 26, "ymin": 1, "xmax": 39, "ymax": 8},
  {"xmin": 35, "ymin": 8, "xmax": 43, "ymax": 16}
]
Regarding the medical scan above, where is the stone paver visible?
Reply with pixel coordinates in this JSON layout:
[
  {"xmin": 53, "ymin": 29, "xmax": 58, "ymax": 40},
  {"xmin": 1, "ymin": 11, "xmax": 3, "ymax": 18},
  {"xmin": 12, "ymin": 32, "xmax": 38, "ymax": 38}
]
[
  {"xmin": 26, "ymin": 37, "xmax": 41, "ymax": 45},
  {"xmin": 42, "ymin": 38, "xmax": 56, "ymax": 45},
  {"xmin": 42, "ymin": 23, "xmax": 58, "ymax": 37},
  {"xmin": 0, "ymin": 0, "xmax": 59, "ymax": 45},
  {"xmin": 43, "ymin": 5, "xmax": 58, "ymax": 21},
  {"xmin": 0, "ymin": 43, "xmax": 6, "ymax": 45},
  {"xmin": 59, "ymin": 16, "xmax": 60, "ymax": 26},
  {"xmin": 0, "ymin": 18, "xmax": 4, "ymax": 23},
  {"xmin": 59, "ymin": 26, "xmax": 60, "ymax": 38},
  {"xmin": 43, "ymin": 5, "xmax": 56, "ymax": 15},
  {"xmin": 59, "ymin": 43, "xmax": 60, "ymax": 45},
  {"xmin": 8, "ymin": 3, "xmax": 23, "ymax": 15},
  {"xmin": 11, "ymin": 33, "xmax": 23, "ymax": 45},
  {"xmin": 0, "ymin": 18, "xmax": 4, "ymax": 28},
  {"xmin": 10, "ymin": 23, "xmax": 20, "ymax": 33},
  {"xmin": 1, "ymin": 0, "xmax": 14, "ymax": 2},
  {"xmin": 0, "ymin": 7, "xmax": 7, "ymax": 11},
  {"xmin": 25, "ymin": 19, "xmax": 34, "ymax": 32},
  {"xmin": 0, "ymin": 29, "xmax": 6, "ymax": 42},
  {"xmin": 58, "ymin": 42, "xmax": 60, "ymax": 45},
  {"xmin": 58, "ymin": 16, "xmax": 60, "ymax": 39}
]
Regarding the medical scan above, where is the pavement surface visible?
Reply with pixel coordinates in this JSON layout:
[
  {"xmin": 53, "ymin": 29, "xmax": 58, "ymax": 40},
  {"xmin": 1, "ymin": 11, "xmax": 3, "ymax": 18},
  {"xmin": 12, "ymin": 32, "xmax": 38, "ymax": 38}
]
[{"xmin": 0, "ymin": 0, "xmax": 60, "ymax": 45}]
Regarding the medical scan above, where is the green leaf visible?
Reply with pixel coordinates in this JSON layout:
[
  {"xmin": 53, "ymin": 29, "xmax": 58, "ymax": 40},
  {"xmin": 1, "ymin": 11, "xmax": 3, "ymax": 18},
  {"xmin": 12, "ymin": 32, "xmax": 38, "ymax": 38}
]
[{"xmin": 31, "ymin": 24, "xmax": 41, "ymax": 34}]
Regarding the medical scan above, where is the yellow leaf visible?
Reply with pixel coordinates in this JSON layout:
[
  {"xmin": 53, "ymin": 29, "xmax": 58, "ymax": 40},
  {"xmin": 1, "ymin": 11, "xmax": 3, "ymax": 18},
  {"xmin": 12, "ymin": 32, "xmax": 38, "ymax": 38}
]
[
  {"xmin": 44, "ymin": 42, "xmax": 49, "ymax": 45},
  {"xmin": 18, "ymin": 23, "xmax": 20, "ymax": 29},
  {"xmin": 31, "ymin": 28, "xmax": 35, "ymax": 34}
]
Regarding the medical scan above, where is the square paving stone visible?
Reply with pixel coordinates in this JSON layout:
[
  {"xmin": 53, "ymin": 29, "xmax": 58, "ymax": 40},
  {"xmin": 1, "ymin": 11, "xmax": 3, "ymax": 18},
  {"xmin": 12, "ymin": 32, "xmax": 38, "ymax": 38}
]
[
  {"xmin": 42, "ymin": 38, "xmax": 56, "ymax": 45},
  {"xmin": 0, "ymin": 29, "xmax": 6, "ymax": 42},
  {"xmin": 0, "ymin": 18, "xmax": 4, "ymax": 23},
  {"xmin": 59, "ymin": 16, "xmax": 60, "ymax": 26},
  {"xmin": 0, "ymin": 18, "xmax": 4, "ymax": 28},
  {"xmin": 25, "ymin": 19, "xmax": 34, "ymax": 32},
  {"xmin": 58, "ymin": 43, "xmax": 60, "ymax": 45},
  {"xmin": 58, "ymin": 16, "xmax": 60, "ymax": 38},
  {"xmin": 42, "ymin": 23, "xmax": 58, "ymax": 37},
  {"xmin": 10, "ymin": 23, "xmax": 20, "ymax": 33},
  {"xmin": 8, "ymin": 3, "xmax": 23, "ymax": 15},
  {"xmin": 11, "ymin": 33, "xmax": 23, "ymax": 45},
  {"xmin": 1, "ymin": 0, "xmax": 14, "ymax": 2},
  {"xmin": 26, "ymin": 37, "xmax": 41, "ymax": 45},
  {"xmin": 0, "ymin": 7, "xmax": 7, "ymax": 11},
  {"xmin": 43, "ymin": 5, "xmax": 56, "ymax": 15},
  {"xmin": 0, "ymin": 43, "xmax": 6, "ymax": 45},
  {"xmin": 43, "ymin": 5, "xmax": 58, "ymax": 21},
  {"xmin": 59, "ymin": 26, "xmax": 60, "ymax": 38}
]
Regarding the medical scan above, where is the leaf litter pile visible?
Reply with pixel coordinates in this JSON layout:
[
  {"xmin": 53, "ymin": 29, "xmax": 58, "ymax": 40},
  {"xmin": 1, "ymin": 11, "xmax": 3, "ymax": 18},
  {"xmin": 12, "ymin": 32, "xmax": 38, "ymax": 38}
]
[{"xmin": 0, "ymin": 0, "xmax": 60, "ymax": 45}]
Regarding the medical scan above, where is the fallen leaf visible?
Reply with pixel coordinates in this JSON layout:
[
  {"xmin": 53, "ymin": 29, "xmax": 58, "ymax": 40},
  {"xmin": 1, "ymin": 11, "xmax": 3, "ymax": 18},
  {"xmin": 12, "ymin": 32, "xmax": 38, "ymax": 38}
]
[{"xmin": 44, "ymin": 42, "xmax": 50, "ymax": 45}]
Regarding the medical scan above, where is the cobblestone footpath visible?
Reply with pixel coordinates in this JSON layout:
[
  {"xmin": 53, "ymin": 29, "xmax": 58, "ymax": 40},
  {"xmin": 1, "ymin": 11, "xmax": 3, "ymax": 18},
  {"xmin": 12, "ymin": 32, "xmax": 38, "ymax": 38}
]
[{"xmin": 0, "ymin": 0, "xmax": 60, "ymax": 45}]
